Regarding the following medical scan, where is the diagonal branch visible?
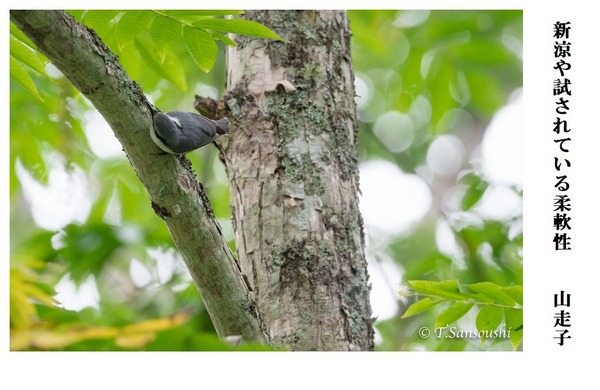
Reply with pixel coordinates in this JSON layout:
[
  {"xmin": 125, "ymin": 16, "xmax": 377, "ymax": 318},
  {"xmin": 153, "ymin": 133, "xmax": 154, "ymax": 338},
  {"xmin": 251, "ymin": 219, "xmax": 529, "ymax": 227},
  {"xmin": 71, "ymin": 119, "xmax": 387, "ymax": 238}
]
[{"xmin": 10, "ymin": 10, "xmax": 268, "ymax": 344}]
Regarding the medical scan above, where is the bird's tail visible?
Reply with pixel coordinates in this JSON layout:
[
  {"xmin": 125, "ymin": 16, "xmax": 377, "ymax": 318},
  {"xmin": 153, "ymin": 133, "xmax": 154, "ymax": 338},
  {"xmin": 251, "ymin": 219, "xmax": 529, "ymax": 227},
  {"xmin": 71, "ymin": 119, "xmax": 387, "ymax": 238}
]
[{"xmin": 214, "ymin": 118, "xmax": 230, "ymax": 135}]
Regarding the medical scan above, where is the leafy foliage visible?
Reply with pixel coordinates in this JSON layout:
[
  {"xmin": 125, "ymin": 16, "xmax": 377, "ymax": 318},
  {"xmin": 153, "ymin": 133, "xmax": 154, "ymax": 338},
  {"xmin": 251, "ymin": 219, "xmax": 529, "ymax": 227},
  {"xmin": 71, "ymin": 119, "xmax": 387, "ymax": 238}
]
[
  {"xmin": 79, "ymin": 10, "xmax": 281, "ymax": 72},
  {"xmin": 10, "ymin": 10, "xmax": 281, "ymax": 101},
  {"xmin": 9, "ymin": 22, "xmax": 50, "ymax": 101},
  {"xmin": 11, "ymin": 309, "xmax": 192, "ymax": 350},
  {"xmin": 400, "ymin": 279, "xmax": 522, "ymax": 349}
]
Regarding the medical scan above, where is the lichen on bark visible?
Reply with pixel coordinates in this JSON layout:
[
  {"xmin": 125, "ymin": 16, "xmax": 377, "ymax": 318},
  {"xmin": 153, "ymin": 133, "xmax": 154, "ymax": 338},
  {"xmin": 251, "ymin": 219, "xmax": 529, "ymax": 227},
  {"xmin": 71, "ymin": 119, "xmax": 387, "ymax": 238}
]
[{"xmin": 224, "ymin": 10, "xmax": 374, "ymax": 351}]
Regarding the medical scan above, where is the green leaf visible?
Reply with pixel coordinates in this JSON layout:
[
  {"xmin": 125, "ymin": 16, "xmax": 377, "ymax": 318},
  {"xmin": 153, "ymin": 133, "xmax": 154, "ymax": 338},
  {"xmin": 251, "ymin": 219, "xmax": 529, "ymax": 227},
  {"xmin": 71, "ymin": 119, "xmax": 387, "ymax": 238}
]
[
  {"xmin": 135, "ymin": 39, "xmax": 188, "ymax": 91},
  {"xmin": 149, "ymin": 15, "xmax": 182, "ymax": 62},
  {"xmin": 504, "ymin": 308, "xmax": 523, "ymax": 350},
  {"xmin": 10, "ymin": 21, "xmax": 35, "ymax": 48},
  {"xmin": 10, "ymin": 36, "xmax": 48, "ymax": 77},
  {"xmin": 467, "ymin": 282, "xmax": 517, "ymax": 307},
  {"xmin": 210, "ymin": 31, "xmax": 237, "ymax": 47},
  {"xmin": 401, "ymin": 297, "xmax": 443, "ymax": 318},
  {"xmin": 435, "ymin": 302, "xmax": 474, "ymax": 328},
  {"xmin": 407, "ymin": 279, "xmax": 467, "ymax": 301},
  {"xmin": 115, "ymin": 10, "xmax": 156, "ymax": 51},
  {"xmin": 83, "ymin": 10, "xmax": 121, "ymax": 30},
  {"xmin": 157, "ymin": 10, "xmax": 245, "ymax": 21},
  {"xmin": 475, "ymin": 306, "xmax": 503, "ymax": 341},
  {"xmin": 10, "ymin": 57, "xmax": 43, "ymax": 101},
  {"xmin": 502, "ymin": 285, "xmax": 523, "ymax": 306},
  {"xmin": 183, "ymin": 26, "xmax": 217, "ymax": 73},
  {"xmin": 193, "ymin": 18, "xmax": 282, "ymax": 40},
  {"xmin": 65, "ymin": 10, "xmax": 85, "ymax": 20}
]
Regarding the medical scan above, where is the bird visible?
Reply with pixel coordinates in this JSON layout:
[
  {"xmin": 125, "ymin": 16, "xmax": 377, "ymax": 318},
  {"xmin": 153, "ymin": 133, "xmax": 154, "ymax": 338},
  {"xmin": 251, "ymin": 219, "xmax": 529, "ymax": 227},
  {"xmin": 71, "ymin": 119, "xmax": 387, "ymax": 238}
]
[{"xmin": 151, "ymin": 111, "xmax": 229, "ymax": 154}]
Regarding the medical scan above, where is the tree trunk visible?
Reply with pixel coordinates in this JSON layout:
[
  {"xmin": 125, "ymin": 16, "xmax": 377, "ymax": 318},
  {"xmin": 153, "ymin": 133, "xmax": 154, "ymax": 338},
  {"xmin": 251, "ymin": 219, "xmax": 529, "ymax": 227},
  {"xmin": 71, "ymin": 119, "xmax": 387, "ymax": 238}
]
[{"xmin": 223, "ymin": 10, "xmax": 374, "ymax": 351}]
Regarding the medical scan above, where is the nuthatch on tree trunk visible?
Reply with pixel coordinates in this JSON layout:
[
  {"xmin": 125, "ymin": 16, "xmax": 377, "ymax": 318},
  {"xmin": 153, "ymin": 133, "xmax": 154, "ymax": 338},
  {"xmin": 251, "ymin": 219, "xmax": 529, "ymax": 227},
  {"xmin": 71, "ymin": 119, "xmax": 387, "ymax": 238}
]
[{"xmin": 151, "ymin": 111, "xmax": 229, "ymax": 154}]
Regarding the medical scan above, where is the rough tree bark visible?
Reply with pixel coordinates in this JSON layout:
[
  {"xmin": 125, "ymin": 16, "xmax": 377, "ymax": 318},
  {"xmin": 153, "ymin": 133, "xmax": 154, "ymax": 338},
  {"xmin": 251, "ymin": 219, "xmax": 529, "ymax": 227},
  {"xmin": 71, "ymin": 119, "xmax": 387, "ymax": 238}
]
[{"xmin": 200, "ymin": 10, "xmax": 374, "ymax": 351}]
